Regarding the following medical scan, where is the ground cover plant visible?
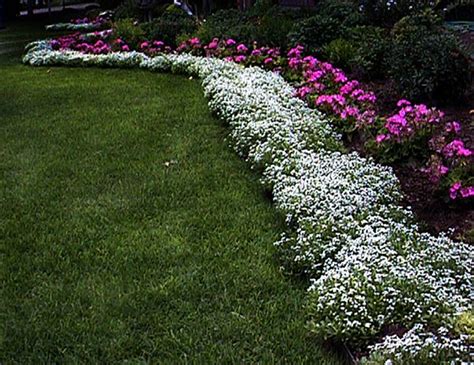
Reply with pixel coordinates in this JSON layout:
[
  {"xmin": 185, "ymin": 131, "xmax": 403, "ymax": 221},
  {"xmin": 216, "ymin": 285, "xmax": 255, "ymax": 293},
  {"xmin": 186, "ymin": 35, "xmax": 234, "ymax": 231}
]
[
  {"xmin": 0, "ymin": 23, "xmax": 344, "ymax": 364},
  {"xmin": 20, "ymin": 17, "xmax": 473, "ymax": 364}
]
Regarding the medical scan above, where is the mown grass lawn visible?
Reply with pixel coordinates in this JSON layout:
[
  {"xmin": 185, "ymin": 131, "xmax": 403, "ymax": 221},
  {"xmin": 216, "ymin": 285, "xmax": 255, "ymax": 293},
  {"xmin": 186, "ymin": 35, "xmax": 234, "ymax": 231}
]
[{"xmin": 0, "ymin": 22, "xmax": 343, "ymax": 364}]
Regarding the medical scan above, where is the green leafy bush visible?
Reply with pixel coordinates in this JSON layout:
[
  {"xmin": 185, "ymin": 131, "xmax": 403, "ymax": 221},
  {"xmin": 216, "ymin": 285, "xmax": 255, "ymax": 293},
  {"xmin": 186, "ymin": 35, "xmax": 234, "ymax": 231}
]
[
  {"xmin": 113, "ymin": 18, "xmax": 145, "ymax": 49},
  {"xmin": 288, "ymin": 15, "xmax": 343, "ymax": 52},
  {"xmin": 388, "ymin": 11, "xmax": 471, "ymax": 102},
  {"xmin": 141, "ymin": 16, "xmax": 197, "ymax": 46},
  {"xmin": 114, "ymin": 0, "xmax": 141, "ymax": 20},
  {"xmin": 322, "ymin": 38, "xmax": 356, "ymax": 70},
  {"xmin": 288, "ymin": 1, "xmax": 363, "ymax": 52},
  {"xmin": 360, "ymin": 0, "xmax": 443, "ymax": 26},
  {"xmin": 255, "ymin": 7, "xmax": 310, "ymax": 47},
  {"xmin": 348, "ymin": 25, "xmax": 390, "ymax": 79},
  {"xmin": 196, "ymin": 9, "xmax": 256, "ymax": 44},
  {"xmin": 316, "ymin": 0, "xmax": 365, "ymax": 27}
]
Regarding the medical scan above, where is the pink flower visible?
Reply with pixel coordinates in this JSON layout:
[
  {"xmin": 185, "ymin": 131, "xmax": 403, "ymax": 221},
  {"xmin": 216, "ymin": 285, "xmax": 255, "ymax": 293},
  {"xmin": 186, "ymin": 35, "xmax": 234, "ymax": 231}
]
[
  {"xmin": 226, "ymin": 39, "xmax": 236, "ymax": 46},
  {"xmin": 189, "ymin": 37, "xmax": 200, "ymax": 46},
  {"xmin": 460, "ymin": 186, "xmax": 474, "ymax": 198},
  {"xmin": 140, "ymin": 41, "xmax": 149, "ymax": 49},
  {"xmin": 288, "ymin": 58, "xmax": 301, "ymax": 69},
  {"xmin": 207, "ymin": 38, "xmax": 219, "ymax": 50},
  {"xmin": 263, "ymin": 57, "xmax": 273, "ymax": 65},
  {"xmin": 376, "ymin": 134, "xmax": 389, "ymax": 144},
  {"xmin": 234, "ymin": 55, "xmax": 246, "ymax": 63},
  {"xmin": 121, "ymin": 45, "xmax": 130, "ymax": 52},
  {"xmin": 450, "ymin": 181, "xmax": 462, "ymax": 199},
  {"xmin": 153, "ymin": 40, "xmax": 164, "ymax": 47},
  {"xmin": 251, "ymin": 49, "xmax": 262, "ymax": 56},
  {"xmin": 397, "ymin": 99, "xmax": 411, "ymax": 107},
  {"xmin": 236, "ymin": 44, "xmax": 248, "ymax": 53},
  {"xmin": 334, "ymin": 72, "xmax": 348, "ymax": 83},
  {"xmin": 439, "ymin": 165, "xmax": 449, "ymax": 175},
  {"xmin": 443, "ymin": 140, "xmax": 472, "ymax": 158},
  {"xmin": 445, "ymin": 121, "xmax": 461, "ymax": 134},
  {"xmin": 296, "ymin": 86, "xmax": 313, "ymax": 98}
]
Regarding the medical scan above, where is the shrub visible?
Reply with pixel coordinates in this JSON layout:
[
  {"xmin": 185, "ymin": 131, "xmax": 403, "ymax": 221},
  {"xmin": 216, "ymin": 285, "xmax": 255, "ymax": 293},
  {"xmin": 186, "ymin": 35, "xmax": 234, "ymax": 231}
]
[
  {"xmin": 196, "ymin": 9, "xmax": 256, "ymax": 44},
  {"xmin": 360, "ymin": 0, "xmax": 443, "ymax": 26},
  {"xmin": 114, "ymin": 0, "xmax": 141, "ymax": 20},
  {"xmin": 288, "ymin": 15, "xmax": 344, "ymax": 52},
  {"xmin": 348, "ymin": 25, "xmax": 390, "ymax": 79},
  {"xmin": 316, "ymin": 0, "xmax": 365, "ymax": 27},
  {"xmin": 113, "ymin": 18, "xmax": 145, "ymax": 49},
  {"xmin": 322, "ymin": 38, "xmax": 356, "ymax": 70},
  {"xmin": 388, "ymin": 12, "xmax": 471, "ymax": 103},
  {"xmin": 141, "ymin": 16, "xmax": 197, "ymax": 46},
  {"xmin": 255, "ymin": 6, "xmax": 310, "ymax": 47},
  {"xmin": 288, "ymin": 1, "xmax": 364, "ymax": 52}
]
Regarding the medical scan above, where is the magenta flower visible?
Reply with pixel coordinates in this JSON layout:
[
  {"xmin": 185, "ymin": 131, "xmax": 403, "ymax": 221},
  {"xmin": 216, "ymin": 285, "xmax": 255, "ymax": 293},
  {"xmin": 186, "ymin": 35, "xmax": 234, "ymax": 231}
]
[
  {"xmin": 234, "ymin": 55, "xmax": 246, "ymax": 63},
  {"xmin": 236, "ymin": 44, "xmax": 248, "ymax": 53},
  {"xmin": 121, "ymin": 45, "xmax": 130, "ymax": 52},
  {"xmin": 207, "ymin": 38, "xmax": 219, "ymax": 50},
  {"xmin": 460, "ymin": 186, "xmax": 474, "ymax": 198},
  {"xmin": 140, "ymin": 41, "xmax": 149, "ymax": 49},
  {"xmin": 445, "ymin": 121, "xmax": 461, "ymax": 134},
  {"xmin": 263, "ymin": 57, "xmax": 273, "ymax": 65},
  {"xmin": 443, "ymin": 140, "xmax": 472, "ymax": 158},
  {"xmin": 376, "ymin": 134, "xmax": 389, "ymax": 144},
  {"xmin": 397, "ymin": 99, "xmax": 411, "ymax": 107},
  {"xmin": 450, "ymin": 182, "xmax": 462, "ymax": 199},
  {"xmin": 226, "ymin": 39, "xmax": 236, "ymax": 46}
]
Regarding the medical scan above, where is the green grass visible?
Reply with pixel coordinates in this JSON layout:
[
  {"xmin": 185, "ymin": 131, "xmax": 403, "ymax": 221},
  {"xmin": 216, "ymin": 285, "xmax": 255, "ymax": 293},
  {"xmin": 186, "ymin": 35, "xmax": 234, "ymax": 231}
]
[{"xmin": 0, "ymin": 22, "xmax": 343, "ymax": 364}]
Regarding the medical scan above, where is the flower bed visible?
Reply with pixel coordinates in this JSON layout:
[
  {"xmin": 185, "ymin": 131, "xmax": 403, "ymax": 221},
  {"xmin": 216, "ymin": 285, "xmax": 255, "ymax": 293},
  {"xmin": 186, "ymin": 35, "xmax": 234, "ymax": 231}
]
[
  {"xmin": 46, "ymin": 16, "xmax": 110, "ymax": 32},
  {"xmin": 42, "ymin": 30, "xmax": 474, "ymax": 205},
  {"xmin": 23, "ymin": 37, "xmax": 473, "ymax": 364}
]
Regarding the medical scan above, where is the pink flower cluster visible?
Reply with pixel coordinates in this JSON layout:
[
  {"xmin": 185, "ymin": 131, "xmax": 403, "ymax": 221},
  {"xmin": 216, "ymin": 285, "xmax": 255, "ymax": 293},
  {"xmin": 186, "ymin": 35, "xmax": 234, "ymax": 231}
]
[
  {"xmin": 376, "ymin": 100, "xmax": 444, "ymax": 144},
  {"xmin": 449, "ymin": 182, "xmax": 474, "ymax": 200},
  {"xmin": 139, "ymin": 40, "xmax": 172, "ymax": 55},
  {"xmin": 50, "ymin": 31, "xmax": 113, "ymax": 54},
  {"xmin": 422, "ymin": 119, "xmax": 473, "ymax": 198},
  {"xmin": 287, "ymin": 46, "xmax": 377, "ymax": 128}
]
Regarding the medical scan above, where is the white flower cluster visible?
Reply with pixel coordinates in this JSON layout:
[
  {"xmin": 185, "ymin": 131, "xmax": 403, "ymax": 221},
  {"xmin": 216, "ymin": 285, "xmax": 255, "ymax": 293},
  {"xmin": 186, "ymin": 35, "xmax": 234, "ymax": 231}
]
[
  {"xmin": 45, "ymin": 22, "xmax": 104, "ymax": 31},
  {"xmin": 23, "ymin": 42, "xmax": 473, "ymax": 363},
  {"xmin": 361, "ymin": 324, "xmax": 472, "ymax": 365}
]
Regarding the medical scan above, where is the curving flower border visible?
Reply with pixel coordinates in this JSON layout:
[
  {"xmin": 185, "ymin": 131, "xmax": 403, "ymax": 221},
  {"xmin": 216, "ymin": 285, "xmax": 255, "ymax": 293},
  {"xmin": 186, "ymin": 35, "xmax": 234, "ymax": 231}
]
[{"xmin": 23, "ymin": 41, "xmax": 472, "ymax": 364}]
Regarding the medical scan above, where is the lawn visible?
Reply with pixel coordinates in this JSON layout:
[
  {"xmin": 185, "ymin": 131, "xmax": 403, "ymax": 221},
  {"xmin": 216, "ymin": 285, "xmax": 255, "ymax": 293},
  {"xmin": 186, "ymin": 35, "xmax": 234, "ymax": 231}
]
[{"xmin": 0, "ymin": 22, "xmax": 343, "ymax": 364}]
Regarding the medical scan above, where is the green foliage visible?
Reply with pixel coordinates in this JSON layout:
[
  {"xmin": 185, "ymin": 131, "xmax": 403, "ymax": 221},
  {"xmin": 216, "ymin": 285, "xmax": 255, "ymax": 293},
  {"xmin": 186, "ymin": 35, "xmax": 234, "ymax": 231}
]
[
  {"xmin": 288, "ymin": 15, "xmax": 344, "ymax": 52},
  {"xmin": 348, "ymin": 25, "xmax": 390, "ymax": 78},
  {"xmin": 114, "ymin": 0, "xmax": 141, "ymax": 20},
  {"xmin": 255, "ymin": 7, "xmax": 309, "ymax": 47},
  {"xmin": 388, "ymin": 11, "xmax": 471, "ymax": 102},
  {"xmin": 322, "ymin": 38, "xmax": 356, "ymax": 70},
  {"xmin": 113, "ymin": 18, "xmax": 145, "ymax": 49},
  {"xmin": 288, "ymin": 1, "xmax": 363, "ymax": 52},
  {"xmin": 360, "ymin": 0, "xmax": 445, "ymax": 26},
  {"xmin": 141, "ymin": 16, "xmax": 197, "ymax": 46},
  {"xmin": 316, "ymin": 0, "xmax": 365, "ymax": 27},
  {"xmin": 196, "ymin": 9, "xmax": 256, "ymax": 44}
]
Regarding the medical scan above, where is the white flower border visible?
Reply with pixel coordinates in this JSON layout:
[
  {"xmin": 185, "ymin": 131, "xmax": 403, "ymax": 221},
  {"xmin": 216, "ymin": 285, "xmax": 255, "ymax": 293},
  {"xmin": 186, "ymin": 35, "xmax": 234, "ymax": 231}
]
[
  {"xmin": 23, "ymin": 41, "xmax": 473, "ymax": 364},
  {"xmin": 45, "ymin": 22, "xmax": 105, "ymax": 31}
]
